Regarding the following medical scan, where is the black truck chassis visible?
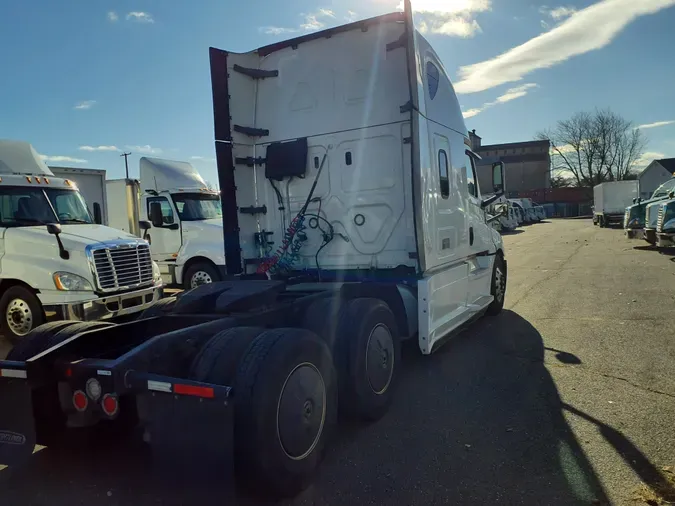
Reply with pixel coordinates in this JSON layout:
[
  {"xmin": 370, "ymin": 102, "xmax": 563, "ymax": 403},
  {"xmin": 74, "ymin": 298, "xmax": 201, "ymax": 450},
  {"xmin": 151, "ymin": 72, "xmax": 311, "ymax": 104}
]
[{"xmin": 0, "ymin": 279, "xmax": 410, "ymax": 498}]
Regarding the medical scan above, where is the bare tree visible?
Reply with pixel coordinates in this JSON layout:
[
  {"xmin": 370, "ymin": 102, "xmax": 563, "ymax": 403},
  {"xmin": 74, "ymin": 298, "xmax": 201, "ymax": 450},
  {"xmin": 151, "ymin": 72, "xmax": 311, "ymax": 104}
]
[{"xmin": 537, "ymin": 109, "xmax": 646, "ymax": 187}]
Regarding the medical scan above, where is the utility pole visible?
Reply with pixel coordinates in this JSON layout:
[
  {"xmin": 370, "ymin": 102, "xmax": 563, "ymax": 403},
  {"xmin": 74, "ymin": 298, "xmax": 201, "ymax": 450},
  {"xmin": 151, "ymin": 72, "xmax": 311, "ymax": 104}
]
[{"xmin": 120, "ymin": 152, "xmax": 131, "ymax": 179}]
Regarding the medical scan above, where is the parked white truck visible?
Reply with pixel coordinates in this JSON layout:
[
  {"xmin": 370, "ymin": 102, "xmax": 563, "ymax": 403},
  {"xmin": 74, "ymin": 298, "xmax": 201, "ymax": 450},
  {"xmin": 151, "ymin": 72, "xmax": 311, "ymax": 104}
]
[
  {"xmin": 0, "ymin": 140, "xmax": 163, "ymax": 343},
  {"xmin": 106, "ymin": 157, "xmax": 225, "ymax": 289},
  {"xmin": 0, "ymin": 4, "xmax": 508, "ymax": 498},
  {"xmin": 593, "ymin": 181, "xmax": 639, "ymax": 227}
]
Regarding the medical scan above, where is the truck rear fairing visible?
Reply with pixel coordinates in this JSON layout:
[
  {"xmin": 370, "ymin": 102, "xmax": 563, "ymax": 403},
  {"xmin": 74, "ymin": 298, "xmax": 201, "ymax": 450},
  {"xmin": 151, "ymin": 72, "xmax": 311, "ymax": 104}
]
[{"xmin": 212, "ymin": 14, "xmax": 419, "ymax": 278}]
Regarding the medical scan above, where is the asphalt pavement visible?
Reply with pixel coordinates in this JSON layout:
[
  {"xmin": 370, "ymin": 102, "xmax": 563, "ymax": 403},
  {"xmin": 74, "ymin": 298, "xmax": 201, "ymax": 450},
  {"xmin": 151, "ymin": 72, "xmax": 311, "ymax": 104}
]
[{"xmin": 1, "ymin": 219, "xmax": 674, "ymax": 505}]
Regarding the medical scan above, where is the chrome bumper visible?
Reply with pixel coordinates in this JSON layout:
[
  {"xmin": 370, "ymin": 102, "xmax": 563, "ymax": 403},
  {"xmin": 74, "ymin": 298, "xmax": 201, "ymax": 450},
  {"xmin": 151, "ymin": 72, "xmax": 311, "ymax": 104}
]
[
  {"xmin": 44, "ymin": 285, "xmax": 163, "ymax": 322},
  {"xmin": 656, "ymin": 233, "xmax": 675, "ymax": 248},
  {"xmin": 624, "ymin": 228, "xmax": 644, "ymax": 239}
]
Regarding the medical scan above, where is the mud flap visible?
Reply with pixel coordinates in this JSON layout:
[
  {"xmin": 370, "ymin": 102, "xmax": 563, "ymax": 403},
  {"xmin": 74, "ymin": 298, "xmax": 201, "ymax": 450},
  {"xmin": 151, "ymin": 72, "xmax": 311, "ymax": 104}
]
[
  {"xmin": 137, "ymin": 392, "xmax": 235, "ymax": 500},
  {"xmin": 0, "ymin": 378, "xmax": 37, "ymax": 467}
]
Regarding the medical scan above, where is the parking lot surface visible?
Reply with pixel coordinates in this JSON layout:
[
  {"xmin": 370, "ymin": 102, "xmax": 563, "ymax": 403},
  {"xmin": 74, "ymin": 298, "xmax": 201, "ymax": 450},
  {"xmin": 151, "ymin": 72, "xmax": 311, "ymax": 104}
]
[{"xmin": 2, "ymin": 219, "xmax": 674, "ymax": 505}]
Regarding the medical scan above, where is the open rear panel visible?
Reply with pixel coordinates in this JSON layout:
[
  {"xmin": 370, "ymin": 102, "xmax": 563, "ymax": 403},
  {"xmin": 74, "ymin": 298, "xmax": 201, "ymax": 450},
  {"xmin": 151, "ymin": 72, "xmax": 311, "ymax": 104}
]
[{"xmin": 210, "ymin": 11, "xmax": 418, "ymax": 276}]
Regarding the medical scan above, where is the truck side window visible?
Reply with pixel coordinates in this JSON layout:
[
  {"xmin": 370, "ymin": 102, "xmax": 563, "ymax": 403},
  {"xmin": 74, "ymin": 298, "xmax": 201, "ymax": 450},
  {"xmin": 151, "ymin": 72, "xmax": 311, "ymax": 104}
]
[
  {"xmin": 147, "ymin": 197, "xmax": 175, "ymax": 224},
  {"xmin": 438, "ymin": 150, "xmax": 449, "ymax": 199},
  {"xmin": 465, "ymin": 154, "xmax": 478, "ymax": 198},
  {"xmin": 426, "ymin": 61, "xmax": 440, "ymax": 100}
]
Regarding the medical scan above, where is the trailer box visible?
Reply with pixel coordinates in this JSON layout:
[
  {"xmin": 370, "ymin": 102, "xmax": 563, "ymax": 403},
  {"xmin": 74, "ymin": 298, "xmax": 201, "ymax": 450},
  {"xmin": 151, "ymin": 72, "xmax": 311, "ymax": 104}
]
[{"xmin": 593, "ymin": 181, "xmax": 639, "ymax": 227}]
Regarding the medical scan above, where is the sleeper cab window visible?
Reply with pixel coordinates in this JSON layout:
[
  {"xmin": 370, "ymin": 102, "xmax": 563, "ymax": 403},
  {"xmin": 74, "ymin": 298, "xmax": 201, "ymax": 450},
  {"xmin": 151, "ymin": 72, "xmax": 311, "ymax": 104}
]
[
  {"xmin": 464, "ymin": 153, "xmax": 478, "ymax": 198},
  {"xmin": 438, "ymin": 150, "xmax": 449, "ymax": 199},
  {"xmin": 426, "ymin": 61, "xmax": 440, "ymax": 100}
]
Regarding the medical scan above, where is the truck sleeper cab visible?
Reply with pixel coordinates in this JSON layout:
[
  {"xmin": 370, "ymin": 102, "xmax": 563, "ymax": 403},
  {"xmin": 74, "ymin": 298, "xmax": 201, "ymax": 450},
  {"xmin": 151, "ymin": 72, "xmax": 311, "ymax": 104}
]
[{"xmin": 0, "ymin": 3, "xmax": 508, "ymax": 499}]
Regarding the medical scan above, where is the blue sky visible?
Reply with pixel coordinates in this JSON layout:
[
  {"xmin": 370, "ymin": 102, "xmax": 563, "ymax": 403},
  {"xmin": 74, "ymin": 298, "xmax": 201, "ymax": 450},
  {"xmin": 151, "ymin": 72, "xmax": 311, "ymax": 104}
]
[{"xmin": 1, "ymin": 0, "xmax": 674, "ymax": 184}]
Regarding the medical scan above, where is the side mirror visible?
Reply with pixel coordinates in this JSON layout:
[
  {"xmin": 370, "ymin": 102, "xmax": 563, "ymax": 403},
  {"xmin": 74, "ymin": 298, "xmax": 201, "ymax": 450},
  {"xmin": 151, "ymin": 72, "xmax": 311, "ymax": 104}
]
[
  {"xmin": 149, "ymin": 202, "xmax": 164, "ymax": 228},
  {"xmin": 494, "ymin": 203, "xmax": 508, "ymax": 217},
  {"xmin": 492, "ymin": 161, "xmax": 505, "ymax": 194},
  {"xmin": 93, "ymin": 202, "xmax": 102, "ymax": 224},
  {"xmin": 139, "ymin": 220, "xmax": 151, "ymax": 231},
  {"xmin": 669, "ymin": 191, "xmax": 675, "ymax": 199},
  {"xmin": 46, "ymin": 223, "xmax": 62, "ymax": 235},
  {"xmin": 632, "ymin": 198, "xmax": 637, "ymax": 204}
]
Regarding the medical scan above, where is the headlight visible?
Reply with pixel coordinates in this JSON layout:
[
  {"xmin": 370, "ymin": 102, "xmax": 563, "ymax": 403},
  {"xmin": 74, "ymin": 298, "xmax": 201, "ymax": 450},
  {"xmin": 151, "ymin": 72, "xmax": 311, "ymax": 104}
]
[
  {"xmin": 53, "ymin": 272, "xmax": 93, "ymax": 291},
  {"xmin": 152, "ymin": 261, "xmax": 161, "ymax": 282}
]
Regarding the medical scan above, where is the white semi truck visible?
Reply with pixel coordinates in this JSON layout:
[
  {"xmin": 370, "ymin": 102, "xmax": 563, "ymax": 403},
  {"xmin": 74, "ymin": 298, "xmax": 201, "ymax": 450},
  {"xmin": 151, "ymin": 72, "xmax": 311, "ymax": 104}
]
[
  {"xmin": 593, "ymin": 180, "xmax": 639, "ymax": 227},
  {"xmin": 0, "ymin": 3, "xmax": 508, "ymax": 498},
  {"xmin": 106, "ymin": 157, "xmax": 225, "ymax": 289},
  {"xmin": 0, "ymin": 140, "xmax": 163, "ymax": 343}
]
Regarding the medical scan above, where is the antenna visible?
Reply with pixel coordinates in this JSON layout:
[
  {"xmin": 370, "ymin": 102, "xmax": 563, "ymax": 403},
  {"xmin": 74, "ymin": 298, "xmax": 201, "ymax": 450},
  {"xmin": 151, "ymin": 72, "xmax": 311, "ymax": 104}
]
[{"xmin": 120, "ymin": 152, "xmax": 132, "ymax": 179}]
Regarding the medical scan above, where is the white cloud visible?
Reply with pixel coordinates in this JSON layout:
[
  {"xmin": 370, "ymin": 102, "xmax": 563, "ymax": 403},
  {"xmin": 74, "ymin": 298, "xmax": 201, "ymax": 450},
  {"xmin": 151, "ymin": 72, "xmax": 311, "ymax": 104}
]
[
  {"xmin": 126, "ymin": 12, "xmax": 154, "ymax": 23},
  {"xmin": 540, "ymin": 5, "xmax": 578, "ymax": 20},
  {"xmin": 107, "ymin": 11, "xmax": 119, "ymax": 22},
  {"xmin": 261, "ymin": 8, "xmax": 338, "ymax": 35},
  {"xmin": 79, "ymin": 145, "xmax": 119, "ymax": 152},
  {"xmin": 633, "ymin": 151, "xmax": 666, "ymax": 168},
  {"xmin": 540, "ymin": 19, "xmax": 550, "ymax": 29},
  {"xmin": 126, "ymin": 145, "xmax": 162, "ymax": 155},
  {"xmin": 397, "ymin": 0, "xmax": 489, "ymax": 37},
  {"xmin": 260, "ymin": 26, "xmax": 298, "ymax": 35},
  {"xmin": 191, "ymin": 156, "xmax": 216, "ymax": 162},
  {"xmin": 39, "ymin": 155, "xmax": 88, "ymax": 164},
  {"xmin": 454, "ymin": 0, "xmax": 675, "ymax": 94},
  {"xmin": 636, "ymin": 120, "xmax": 675, "ymax": 130},
  {"xmin": 462, "ymin": 83, "xmax": 538, "ymax": 119},
  {"xmin": 74, "ymin": 100, "xmax": 96, "ymax": 110},
  {"xmin": 345, "ymin": 10, "xmax": 358, "ymax": 21}
]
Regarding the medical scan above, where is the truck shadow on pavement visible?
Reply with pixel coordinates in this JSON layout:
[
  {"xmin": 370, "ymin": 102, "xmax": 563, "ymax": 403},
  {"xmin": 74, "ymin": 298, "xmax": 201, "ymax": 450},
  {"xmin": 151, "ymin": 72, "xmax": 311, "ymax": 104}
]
[{"xmin": 1, "ymin": 311, "xmax": 626, "ymax": 506}]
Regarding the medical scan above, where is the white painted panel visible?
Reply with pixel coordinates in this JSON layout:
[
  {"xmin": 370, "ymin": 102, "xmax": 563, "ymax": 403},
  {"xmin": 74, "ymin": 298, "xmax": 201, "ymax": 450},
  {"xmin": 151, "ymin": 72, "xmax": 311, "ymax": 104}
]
[{"xmin": 417, "ymin": 263, "xmax": 469, "ymax": 354}]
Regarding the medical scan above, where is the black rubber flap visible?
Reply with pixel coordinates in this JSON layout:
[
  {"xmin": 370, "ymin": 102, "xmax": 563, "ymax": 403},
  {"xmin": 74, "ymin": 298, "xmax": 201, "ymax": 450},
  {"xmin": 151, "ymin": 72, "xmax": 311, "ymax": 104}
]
[
  {"xmin": 265, "ymin": 137, "xmax": 308, "ymax": 181},
  {"xmin": 0, "ymin": 378, "xmax": 37, "ymax": 467},
  {"xmin": 139, "ymin": 392, "xmax": 235, "ymax": 501}
]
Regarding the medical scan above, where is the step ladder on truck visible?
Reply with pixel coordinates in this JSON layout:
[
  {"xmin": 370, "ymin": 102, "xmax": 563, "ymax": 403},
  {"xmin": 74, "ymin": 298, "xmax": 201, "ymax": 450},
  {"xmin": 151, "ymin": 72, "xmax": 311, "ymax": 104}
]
[{"xmin": 0, "ymin": 2, "xmax": 509, "ymax": 498}]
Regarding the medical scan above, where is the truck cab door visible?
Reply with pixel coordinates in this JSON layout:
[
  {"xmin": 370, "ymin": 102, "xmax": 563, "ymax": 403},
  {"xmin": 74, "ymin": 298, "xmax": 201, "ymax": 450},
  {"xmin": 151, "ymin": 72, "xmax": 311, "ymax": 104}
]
[
  {"xmin": 463, "ymin": 151, "xmax": 495, "ymax": 308},
  {"xmin": 143, "ymin": 195, "xmax": 182, "ymax": 270}
]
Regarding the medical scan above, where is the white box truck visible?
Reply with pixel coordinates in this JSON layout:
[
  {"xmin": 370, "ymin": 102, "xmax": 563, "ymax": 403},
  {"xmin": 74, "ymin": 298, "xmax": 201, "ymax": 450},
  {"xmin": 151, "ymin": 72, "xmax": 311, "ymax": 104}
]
[
  {"xmin": 106, "ymin": 158, "xmax": 225, "ymax": 289},
  {"xmin": 49, "ymin": 167, "xmax": 108, "ymax": 225},
  {"xmin": 0, "ymin": 140, "xmax": 163, "ymax": 344},
  {"xmin": 593, "ymin": 181, "xmax": 639, "ymax": 227},
  {"xmin": 0, "ymin": 3, "xmax": 508, "ymax": 498}
]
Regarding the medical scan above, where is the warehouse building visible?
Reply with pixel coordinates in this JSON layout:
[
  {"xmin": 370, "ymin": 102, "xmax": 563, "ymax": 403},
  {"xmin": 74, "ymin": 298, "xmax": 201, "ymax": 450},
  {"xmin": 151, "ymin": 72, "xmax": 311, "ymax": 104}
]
[{"xmin": 470, "ymin": 130, "xmax": 551, "ymax": 194}]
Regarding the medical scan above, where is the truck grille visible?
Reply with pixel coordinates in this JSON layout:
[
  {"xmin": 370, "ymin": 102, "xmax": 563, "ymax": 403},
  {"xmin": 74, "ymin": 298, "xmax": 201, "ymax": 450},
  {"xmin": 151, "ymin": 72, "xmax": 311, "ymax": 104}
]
[
  {"xmin": 657, "ymin": 206, "xmax": 665, "ymax": 232},
  {"xmin": 645, "ymin": 205, "xmax": 652, "ymax": 226},
  {"xmin": 89, "ymin": 243, "xmax": 153, "ymax": 292},
  {"xmin": 623, "ymin": 210, "xmax": 629, "ymax": 228}
]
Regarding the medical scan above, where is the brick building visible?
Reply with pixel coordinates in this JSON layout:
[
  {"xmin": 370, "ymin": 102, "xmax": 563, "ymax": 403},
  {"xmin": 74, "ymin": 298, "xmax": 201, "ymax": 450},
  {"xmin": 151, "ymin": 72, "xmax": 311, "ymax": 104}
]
[{"xmin": 469, "ymin": 130, "xmax": 551, "ymax": 194}]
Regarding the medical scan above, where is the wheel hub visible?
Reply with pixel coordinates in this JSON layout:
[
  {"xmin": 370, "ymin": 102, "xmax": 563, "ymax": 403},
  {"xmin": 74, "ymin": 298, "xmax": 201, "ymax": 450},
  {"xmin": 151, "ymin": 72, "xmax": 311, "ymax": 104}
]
[
  {"xmin": 365, "ymin": 324, "xmax": 395, "ymax": 395},
  {"xmin": 6, "ymin": 298, "xmax": 33, "ymax": 337},
  {"xmin": 277, "ymin": 363, "xmax": 326, "ymax": 460},
  {"xmin": 191, "ymin": 271, "xmax": 213, "ymax": 289}
]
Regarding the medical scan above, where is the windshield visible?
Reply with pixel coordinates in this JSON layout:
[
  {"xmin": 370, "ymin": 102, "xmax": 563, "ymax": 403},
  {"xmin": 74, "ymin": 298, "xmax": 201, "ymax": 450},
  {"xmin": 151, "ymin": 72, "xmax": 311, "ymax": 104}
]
[
  {"xmin": 171, "ymin": 193, "xmax": 222, "ymax": 221},
  {"xmin": 0, "ymin": 187, "xmax": 92, "ymax": 227},
  {"xmin": 652, "ymin": 179, "xmax": 675, "ymax": 199}
]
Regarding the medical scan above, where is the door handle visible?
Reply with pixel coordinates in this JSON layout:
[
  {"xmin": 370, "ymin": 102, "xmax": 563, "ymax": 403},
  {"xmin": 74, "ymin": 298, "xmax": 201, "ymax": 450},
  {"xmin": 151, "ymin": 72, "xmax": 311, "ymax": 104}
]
[{"xmin": 469, "ymin": 227, "xmax": 474, "ymax": 246}]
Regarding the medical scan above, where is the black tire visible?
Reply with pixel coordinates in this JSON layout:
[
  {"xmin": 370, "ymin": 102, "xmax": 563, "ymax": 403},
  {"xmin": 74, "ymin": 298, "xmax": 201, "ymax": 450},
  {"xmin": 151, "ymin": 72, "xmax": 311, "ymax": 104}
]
[
  {"xmin": 599, "ymin": 215, "xmax": 606, "ymax": 228},
  {"xmin": 301, "ymin": 297, "xmax": 343, "ymax": 349},
  {"xmin": 138, "ymin": 296, "xmax": 177, "ymax": 319},
  {"xmin": 234, "ymin": 328, "xmax": 337, "ymax": 498},
  {"xmin": 6, "ymin": 320, "xmax": 79, "ymax": 361},
  {"xmin": 183, "ymin": 262, "xmax": 220, "ymax": 291},
  {"xmin": 486, "ymin": 254, "xmax": 507, "ymax": 316},
  {"xmin": 0, "ymin": 285, "xmax": 45, "ymax": 345},
  {"xmin": 333, "ymin": 298, "xmax": 401, "ymax": 422},
  {"xmin": 44, "ymin": 321, "xmax": 115, "ymax": 350},
  {"xmin": 189, "ymin": 327, "xmax": 266, "ymax": 384}
]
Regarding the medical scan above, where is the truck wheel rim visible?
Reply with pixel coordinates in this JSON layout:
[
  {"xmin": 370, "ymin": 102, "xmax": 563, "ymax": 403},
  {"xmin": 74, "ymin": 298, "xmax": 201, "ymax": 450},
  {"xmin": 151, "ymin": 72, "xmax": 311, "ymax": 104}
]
[
  {"xmin": 6, "ymin": 298, "xmax": 33, "ymax": 337},
  {"xmin": 191, "ymin": 271, "xmax": 212, "ymax": 289},
  {"xmin": 277, "ymin": 362, "xmax": 326, "ymax": 461},
  {"xmin": 494, "ymin": 266, "xmax": 505, "ymax": 303},
  {"xmin": 366, "ymin": 324, "xmax": 395, "ymax": 395}
]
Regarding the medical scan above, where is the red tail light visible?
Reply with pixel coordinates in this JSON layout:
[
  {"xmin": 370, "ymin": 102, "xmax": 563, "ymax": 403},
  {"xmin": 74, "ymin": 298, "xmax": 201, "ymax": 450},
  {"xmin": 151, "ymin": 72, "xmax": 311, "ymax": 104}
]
[
  {"xmin": 101, "ymin": 394, "xmax": 119, "ymax": 417},
  {"xmin": 72, "ymin": 390, "xmax": 88, "ymax": 412}
]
